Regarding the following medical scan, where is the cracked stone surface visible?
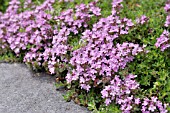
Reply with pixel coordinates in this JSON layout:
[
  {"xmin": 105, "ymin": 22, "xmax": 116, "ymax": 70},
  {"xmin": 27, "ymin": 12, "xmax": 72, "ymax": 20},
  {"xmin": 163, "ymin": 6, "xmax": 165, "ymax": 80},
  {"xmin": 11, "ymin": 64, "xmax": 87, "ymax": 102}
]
[{"xmin": 0, "ymin": 63, "xmax": 90, "ymax": 113}]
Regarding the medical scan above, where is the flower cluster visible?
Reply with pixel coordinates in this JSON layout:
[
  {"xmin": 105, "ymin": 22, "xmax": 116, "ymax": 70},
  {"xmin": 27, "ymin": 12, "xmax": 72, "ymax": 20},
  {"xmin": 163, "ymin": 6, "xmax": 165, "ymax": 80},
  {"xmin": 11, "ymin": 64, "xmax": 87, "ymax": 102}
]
[
  {"xmin": 0, "ymin": 0, "xmax": 55, "ymax": 54},
  {"xmin": 141, "ymin": 97, "xmax": 168, "ymax": 113},
  {"xmin": 112, "ymin": 0, "xmax": 123, "ymax": 16},
  {"xmin": 102, "ymin": 75, "xmax": 139, "ymax": 113},
  {"xmin": 56, "ymin": 1, "xmax": 101, "ymax": 34},
  {"xmin": 24, "ymin": 0, "xmax": 35, "ymax": 9},
  {"xmin": 155, "ymin": 2, "xmax": 170, "ymax": 51},
  {"xmin": 0, "ymin": 0, "xmax": 21, "ymax": 49},
  {"xmin": 66, "ymin": 0, "xmax": 145, "ymax": 91},
  {"xmin": 101, "ymin": 74, "xmax": 168, "ymax": 113},
  {"xmin": 46, "ymin": 1, "xmax": 101, "ymax": 74},
  {"xmin": 136, "ymin": 15, "xmax": 149, "ymax": 25},
  {"xmin": 164, "ymin": 2, "xmax": 170, "ymax": 12},
  {"xmin": 155, "ymin": 30, "xmax": 170, "ymax": 51},
  {"xmin": 164, "ymin": 1, "xmax": 170, "ymax": 27},
  {"xmin": 0, "ymin": 0, "xmax": 57, "ymax": 74},
  {"xmin": 0, "ymin": 0, "xmax": 101, "ymax": 74},
  {"xmin": 118, "ymin": 96, "xmax": 141, "ymax": 113},
  {"xmin": 101, "ymin": 74, "xmax": 139, "ymax": 106},
  {"xmin": 67, "ymin": 40, "xmax": 145, "ymax": 90},
  {"xmin": 165, "ymin": 15, "xmax": 170, "ymax": 27}
]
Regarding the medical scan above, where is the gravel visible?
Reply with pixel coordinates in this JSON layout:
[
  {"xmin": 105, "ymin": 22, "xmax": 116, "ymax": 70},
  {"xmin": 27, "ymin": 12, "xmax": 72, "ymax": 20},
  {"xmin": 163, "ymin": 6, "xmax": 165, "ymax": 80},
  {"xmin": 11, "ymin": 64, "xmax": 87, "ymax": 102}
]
[{"xmin": 0, "ymin": 63, "xmax": 90, "ymax": 113}]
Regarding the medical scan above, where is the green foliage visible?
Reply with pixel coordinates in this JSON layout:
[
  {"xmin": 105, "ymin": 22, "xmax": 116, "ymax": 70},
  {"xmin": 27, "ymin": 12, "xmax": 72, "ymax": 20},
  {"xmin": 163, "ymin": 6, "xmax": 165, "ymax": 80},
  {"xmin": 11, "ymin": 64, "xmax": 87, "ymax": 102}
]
[
  {"xmin": 96, "ymin": 104, "xmax": 121, "ymax": 113},
  {"xmin": 0, "ymin": 0, "xmax": 9, "ymax": 13},
  {"xmin": 0, "ymin": 43, "xmax": 22, "ymax": 62},
  {"xmin": 118, "ymin": 0, "xmax": 170, "ymax": 112}
]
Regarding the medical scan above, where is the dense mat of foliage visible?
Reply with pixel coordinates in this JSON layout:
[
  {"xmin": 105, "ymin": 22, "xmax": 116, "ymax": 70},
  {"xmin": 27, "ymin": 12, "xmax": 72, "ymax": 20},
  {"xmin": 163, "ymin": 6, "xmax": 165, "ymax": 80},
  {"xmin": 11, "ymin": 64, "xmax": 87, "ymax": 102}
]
[{"xmin": 0, "ymin": 0, "xmax": 170, "ymax": 112}]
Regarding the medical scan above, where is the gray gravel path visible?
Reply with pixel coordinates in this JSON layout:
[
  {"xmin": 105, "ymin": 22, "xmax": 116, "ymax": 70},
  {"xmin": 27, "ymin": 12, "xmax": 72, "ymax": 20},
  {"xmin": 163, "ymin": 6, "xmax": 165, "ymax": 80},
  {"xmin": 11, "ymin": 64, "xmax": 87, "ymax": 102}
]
[{"xmin": 0, "ymin": 63, "xmax": 90, "ymax": 113}]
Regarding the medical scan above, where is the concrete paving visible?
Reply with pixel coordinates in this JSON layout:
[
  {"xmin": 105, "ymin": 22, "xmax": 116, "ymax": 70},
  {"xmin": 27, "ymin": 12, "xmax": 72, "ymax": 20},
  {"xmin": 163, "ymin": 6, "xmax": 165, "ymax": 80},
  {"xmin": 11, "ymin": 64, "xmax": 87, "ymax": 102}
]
[{"xmin": 0, "ymin": 63, "xmax": 90, "ymax": 113}]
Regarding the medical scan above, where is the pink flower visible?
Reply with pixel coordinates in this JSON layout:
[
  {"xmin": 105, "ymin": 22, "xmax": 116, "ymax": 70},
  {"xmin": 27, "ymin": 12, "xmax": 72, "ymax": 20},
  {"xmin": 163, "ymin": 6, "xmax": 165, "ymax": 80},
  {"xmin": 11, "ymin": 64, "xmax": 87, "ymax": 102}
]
[
  {"xmin": 135, "ymin": 98, "xmax": 141, "ymax": 105},
  {"xmin": 105, "ymin": 98, "xmax": 111, "ymax": 106},
  {"xmin": 148, "ymin": 104, "xmax": 156, "ymax": 112}
]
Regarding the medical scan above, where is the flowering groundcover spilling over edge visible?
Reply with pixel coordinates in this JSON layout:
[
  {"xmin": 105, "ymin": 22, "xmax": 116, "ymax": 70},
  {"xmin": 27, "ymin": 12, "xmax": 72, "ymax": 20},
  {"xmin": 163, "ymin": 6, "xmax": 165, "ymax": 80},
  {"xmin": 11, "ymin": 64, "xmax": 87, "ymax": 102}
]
[{"xmin": 0, "ymin": 0, "xmax": 169, "ymax": 113}]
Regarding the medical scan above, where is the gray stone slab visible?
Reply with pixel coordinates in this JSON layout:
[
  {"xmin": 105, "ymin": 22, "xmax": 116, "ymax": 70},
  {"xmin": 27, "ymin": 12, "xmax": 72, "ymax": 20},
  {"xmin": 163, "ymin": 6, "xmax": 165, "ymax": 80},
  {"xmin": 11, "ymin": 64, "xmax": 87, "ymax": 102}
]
[{"xmin": 0, "ymin": 63, "xmax": 90, "ymax": 113}]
